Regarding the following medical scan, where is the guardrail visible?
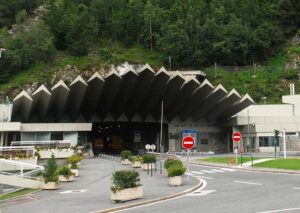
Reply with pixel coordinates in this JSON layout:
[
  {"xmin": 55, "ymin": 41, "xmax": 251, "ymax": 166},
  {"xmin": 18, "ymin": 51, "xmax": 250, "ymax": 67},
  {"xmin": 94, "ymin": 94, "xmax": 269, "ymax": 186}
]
[
  {"xmin": 11, "ymin": 140, "xmax": 72, "ymax": 149},
  {"xmin": 98, "ymin": 154, "xmax": 121, "ymax": 161}
]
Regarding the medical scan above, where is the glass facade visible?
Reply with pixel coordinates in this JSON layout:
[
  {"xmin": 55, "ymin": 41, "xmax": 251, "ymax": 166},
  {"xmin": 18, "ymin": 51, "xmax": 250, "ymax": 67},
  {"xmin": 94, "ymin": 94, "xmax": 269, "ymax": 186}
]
[{"xmin": 259, "ymin": 136, "xmax": 278, "ymax": 147}]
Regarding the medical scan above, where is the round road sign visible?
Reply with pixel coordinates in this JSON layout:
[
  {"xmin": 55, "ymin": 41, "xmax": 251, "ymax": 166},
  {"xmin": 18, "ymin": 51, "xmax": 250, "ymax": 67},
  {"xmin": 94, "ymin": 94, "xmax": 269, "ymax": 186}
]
[
  {"xmin": 150, "ymin": 144, "xmax": 156, "ymax": 151},
  {"xmin": 145, "ymin": 144, "xmax": 151, "ymax": 150},
  {"xmin": 182, "ymin": 136, "xmax": 195, "ymax": 150},
  {"xmin": 232, "ymin": 132, "xmax": 241, "ymax": 143}
]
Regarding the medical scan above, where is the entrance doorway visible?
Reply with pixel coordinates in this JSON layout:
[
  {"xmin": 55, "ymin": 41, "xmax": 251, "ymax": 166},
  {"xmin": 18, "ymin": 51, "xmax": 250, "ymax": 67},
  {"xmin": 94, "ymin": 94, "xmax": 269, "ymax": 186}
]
[{"xmin": 88, "ymin": 122, "xmax": 168, "ymax": 155}]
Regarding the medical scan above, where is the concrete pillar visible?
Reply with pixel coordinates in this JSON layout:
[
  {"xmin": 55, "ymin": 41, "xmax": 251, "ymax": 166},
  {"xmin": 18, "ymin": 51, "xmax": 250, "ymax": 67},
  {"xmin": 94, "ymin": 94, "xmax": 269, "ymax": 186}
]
[
  {"xmin": 0, "ymin": 132, "xmax": 3, "ymax": 146},
  {"xmin": 255, "ymin": 136, "xmax": 260, "ymax": 152}
]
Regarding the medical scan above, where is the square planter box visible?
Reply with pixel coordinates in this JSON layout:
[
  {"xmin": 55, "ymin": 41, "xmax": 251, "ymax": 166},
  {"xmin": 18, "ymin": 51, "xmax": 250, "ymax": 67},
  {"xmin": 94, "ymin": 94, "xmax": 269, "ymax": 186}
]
[
  {"xmin": 132, "ymin": 161, "xmax": 141, "ymax": 168},
  {"xmin": 71, "ymin": 169, "xmax": 79, "ymax": 177},
  {"xmin": 111, "ymin": 186, "xmax": 143, "ymax": 202},
  {"xmin": 121, "ymin": 159, "xmax": 132, "ymax": 165},
  {"xmin": 170, "ymin": 176, "xmax": 182, "ymax": 186},
  {"xmin": 142, "ymin": 163, "xmax": 156, "ymax": 171},
  {"xmin": 59, "ymin": 175, "xmax": 74, "ymax": 182},
  {"xmin": 42, "ymin": 182, "xmax": 59, "ymax": 190}
]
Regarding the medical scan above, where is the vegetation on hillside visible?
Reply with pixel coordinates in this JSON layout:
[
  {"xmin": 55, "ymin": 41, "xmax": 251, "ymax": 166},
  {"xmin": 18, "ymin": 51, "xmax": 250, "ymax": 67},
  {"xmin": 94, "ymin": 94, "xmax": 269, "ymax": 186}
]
[{"xmin": 0, "ymin": 0, "xmax": 300, "ymax": 104}]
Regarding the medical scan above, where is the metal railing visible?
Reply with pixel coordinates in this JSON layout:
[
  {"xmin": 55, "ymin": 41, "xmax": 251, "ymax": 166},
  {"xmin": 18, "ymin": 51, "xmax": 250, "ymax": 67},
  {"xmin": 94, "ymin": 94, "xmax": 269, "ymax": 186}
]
[
  {"xmin": 240, "ymin": 153, "xmax": 254, "ymax": 167},
  {"xmin": 98, "ymin": 153, "xmax": 120, "ymax": 161},
  {"xmin": 0, "ymin": 146, "xmax": 35, "ymax": 159},
  {"xmin": 11, "ymin": 140, "xmax": 72, "ymax": 149}
]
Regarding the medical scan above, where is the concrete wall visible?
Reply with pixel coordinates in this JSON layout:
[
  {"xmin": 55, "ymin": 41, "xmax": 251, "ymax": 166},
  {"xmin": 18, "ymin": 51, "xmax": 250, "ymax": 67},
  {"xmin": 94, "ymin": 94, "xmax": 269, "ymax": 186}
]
[
  {"xmin": 0, "ymin": 104, "xmax": 12, "ymax": 122},
  {"xmin": 168, "ymin": 118, "xmax": 228, "ymax": 153}
]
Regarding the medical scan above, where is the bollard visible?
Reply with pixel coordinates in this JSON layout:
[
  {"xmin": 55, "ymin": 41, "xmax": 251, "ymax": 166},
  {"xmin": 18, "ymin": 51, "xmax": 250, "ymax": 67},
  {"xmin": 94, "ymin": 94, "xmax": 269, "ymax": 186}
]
[
  {"xmin": 160, "ymin": 161, "xmax": 162, "ymax": 174},
  {"xmin": 155, "ymin": 161, "xmax": 157, "ymax": 173},
  {"xmin": 151, "ymin": 164, "xmax": 153, "ymax": 177},
  {"xmin": 147, "ymin": 163, "xmax": 149, "ymax": 175}
]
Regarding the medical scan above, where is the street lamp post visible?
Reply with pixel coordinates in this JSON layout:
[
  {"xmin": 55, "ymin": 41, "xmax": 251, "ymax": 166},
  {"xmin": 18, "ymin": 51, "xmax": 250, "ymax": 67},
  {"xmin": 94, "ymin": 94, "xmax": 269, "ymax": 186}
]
[{"xmin": 0, "ymin": 48, "xmax": 6, "ymax": 58}]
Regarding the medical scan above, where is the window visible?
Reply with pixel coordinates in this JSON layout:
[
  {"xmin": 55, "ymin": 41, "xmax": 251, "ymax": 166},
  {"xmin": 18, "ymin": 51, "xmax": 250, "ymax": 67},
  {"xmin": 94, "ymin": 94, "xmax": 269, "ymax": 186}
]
[
  {"xmin": 259, "ymin": 136, "xmax": 278, "ymax": 147},
  {"xmin": 201, "ymin": 139, "xmax": 208, "ymax": 145},
  {"xmin": 51, "ymin": 132, "xmax": 63, "ymax": 141}
]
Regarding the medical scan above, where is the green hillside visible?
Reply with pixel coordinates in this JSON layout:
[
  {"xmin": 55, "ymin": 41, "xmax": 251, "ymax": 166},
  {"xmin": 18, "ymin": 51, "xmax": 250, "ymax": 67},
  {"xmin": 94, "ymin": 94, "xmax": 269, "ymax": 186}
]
[{"xmin": 0, "ymin": 0, "xmax": 300, "ymax": 103}]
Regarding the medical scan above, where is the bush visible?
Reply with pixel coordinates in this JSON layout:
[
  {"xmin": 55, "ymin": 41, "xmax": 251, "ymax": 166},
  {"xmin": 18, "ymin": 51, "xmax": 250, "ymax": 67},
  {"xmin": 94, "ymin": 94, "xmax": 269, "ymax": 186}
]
[
  {"xmin": 142, "ymin": 154, "xmax": 156, "ymax": 163},
  {"xmin": 120, "ymin": 150, "xmax": 133, "ymax": 160},
  {"xmin": 43, "ymin": 154, "xmax": 59, "ymax": 183},
  {"xmin": 58, "ymin": 165, "xmax": 73, "ymax": 179},
  {"xmin": 111, "ymin": 170, "xmax": 141, "ymax": 193},
  {"xmin": 167, "ymin": 164, "xmax": 186, "ymax": 177},
  {"xmin": 131, "ymin": 156, "xmax": 143, "ymax": 163},
  {"xmin": 67, "ymin": 154, "xmax": 82, "ymax": 169},
  {"xmin": 164, "ymin": 159, "xmax": 183, "ymax": 169}
]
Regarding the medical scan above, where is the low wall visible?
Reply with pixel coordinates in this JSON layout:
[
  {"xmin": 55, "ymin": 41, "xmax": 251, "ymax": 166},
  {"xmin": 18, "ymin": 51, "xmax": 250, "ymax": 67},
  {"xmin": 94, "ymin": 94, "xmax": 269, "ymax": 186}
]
[
  {"xmin": 39, "ymin": 149, "xmax": 74, "ymax": 159},
  {"xmin": 0, "ymin": 157, "xmax": 38, "ymax": 171}
]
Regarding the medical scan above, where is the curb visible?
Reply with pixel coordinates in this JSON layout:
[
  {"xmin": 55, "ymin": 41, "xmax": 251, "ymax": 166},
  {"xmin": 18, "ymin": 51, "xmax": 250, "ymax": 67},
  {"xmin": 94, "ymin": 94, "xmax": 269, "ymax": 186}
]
[
  {"xmin": 92, "ymin": 176, "xmax": 202, "ymax": 213},
  {"xmin": 190, "ymin": 161, "xmax": 300, "ymax": 175}
]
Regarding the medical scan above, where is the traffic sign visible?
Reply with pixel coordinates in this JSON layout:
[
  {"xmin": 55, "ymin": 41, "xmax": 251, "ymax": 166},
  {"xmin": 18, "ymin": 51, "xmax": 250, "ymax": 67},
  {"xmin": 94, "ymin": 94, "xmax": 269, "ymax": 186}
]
[
  {"xmin": 232, "ymin": 132, "xmax": 241, "ymax": 143},
  {"xmin": 182, "ymin": 136, "xmax": 195, "ymax": 150},
  {"xmin": 145, "ymin": 144, "xmax": 151, "ymax": 150},
  {"xmin": 150, "ymin": 144, "xmax": 156, "ymax": 151}
]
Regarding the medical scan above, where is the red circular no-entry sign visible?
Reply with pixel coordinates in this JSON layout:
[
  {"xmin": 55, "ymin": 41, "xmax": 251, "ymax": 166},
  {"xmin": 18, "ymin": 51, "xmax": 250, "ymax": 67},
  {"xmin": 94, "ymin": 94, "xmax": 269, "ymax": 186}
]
[
  {"xmin": 232, "ymin": 132, "xmax": 241, "ymax": 143},
  {"xmin": 182, "ymin": 136, "xmax": 195, "ymax": 150}
]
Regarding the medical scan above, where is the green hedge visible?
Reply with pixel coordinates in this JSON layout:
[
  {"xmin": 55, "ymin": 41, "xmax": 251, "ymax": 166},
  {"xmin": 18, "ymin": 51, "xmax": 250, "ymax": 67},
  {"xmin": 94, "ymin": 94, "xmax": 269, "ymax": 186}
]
[{"xmin": 111, "ymin": 170, "xmax": 141, "ymax": 193}]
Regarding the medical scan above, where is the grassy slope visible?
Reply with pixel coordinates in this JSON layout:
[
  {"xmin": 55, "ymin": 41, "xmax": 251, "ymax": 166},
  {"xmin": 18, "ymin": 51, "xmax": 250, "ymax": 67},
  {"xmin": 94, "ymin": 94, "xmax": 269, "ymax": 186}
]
[
  {"xmin": 0, "ymin": 188, "xmax": 37, "ymax": 200},
  {"xmin": 255, "ymin": 158, "xmax": 300, "ymax": 170},
  {"xmin": 0, "ymin": 41, "xmax": 166, "ymax": 94},
  {"xmin": 198, "ymin": 157, "xmax": 261, "ymax": 165}
]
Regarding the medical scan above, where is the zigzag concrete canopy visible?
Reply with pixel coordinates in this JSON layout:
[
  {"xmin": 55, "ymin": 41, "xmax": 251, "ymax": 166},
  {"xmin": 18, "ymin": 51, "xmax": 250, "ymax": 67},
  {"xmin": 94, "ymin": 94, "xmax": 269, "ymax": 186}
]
[{"xmin": 11, "ymin": 65, "xmax": 254, "ymax": 123}]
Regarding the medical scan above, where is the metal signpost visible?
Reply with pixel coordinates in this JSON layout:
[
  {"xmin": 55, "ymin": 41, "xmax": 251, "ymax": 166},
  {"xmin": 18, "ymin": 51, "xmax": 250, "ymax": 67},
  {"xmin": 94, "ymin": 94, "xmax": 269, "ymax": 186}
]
[
  {"xmin": 232, "ymin": 132, "xmax": 241, "ymax": 164},
  {"xmin": 182, "ymin": 135, "xmax": 195, "ymax": 181}
]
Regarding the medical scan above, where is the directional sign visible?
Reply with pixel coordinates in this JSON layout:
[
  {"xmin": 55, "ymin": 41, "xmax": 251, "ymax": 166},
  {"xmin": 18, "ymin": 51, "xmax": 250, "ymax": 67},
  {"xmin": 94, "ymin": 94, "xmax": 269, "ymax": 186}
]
[
  {"xmin": 182, "ymin": 136, "xmax": 195, "ymax": 150},
  {"xmin": 232, "ymin": 132, "xmax": 241, "ymax": 143}
]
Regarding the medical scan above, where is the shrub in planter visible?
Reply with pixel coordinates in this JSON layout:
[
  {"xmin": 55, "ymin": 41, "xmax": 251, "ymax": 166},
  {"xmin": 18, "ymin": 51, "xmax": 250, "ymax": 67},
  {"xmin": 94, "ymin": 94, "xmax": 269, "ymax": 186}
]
[
  {"xmin": 131, "ymin": 156, "xmax": 142, "ymax": 168},
  {"xmin": 58, "ymin": 165, "xmax": 74, "ymax": 182},
  {"xmin": 111, "ymin": 170, "xmax": 143, "ymax": 202},
  {"xmin": 164, "ymin": 159, "xmax": 183, "ymax": 170},
  {"xmin": 42, "ymin": 154, "xmax": 59, "ymax": 189},
  {"xmin": 67, "ymin": 154, "xmax": 81, "ymax": 176},
  {"xmin": 167, "ymin": 164, "xmax": 186, "ymax": 186},
  {"xmin": 142, "ymin": 154, "xmax": 156, "ymax": 170},
  {"xmin": 120, "ymin": 150, "xmax": 133, "ymax": 165}
]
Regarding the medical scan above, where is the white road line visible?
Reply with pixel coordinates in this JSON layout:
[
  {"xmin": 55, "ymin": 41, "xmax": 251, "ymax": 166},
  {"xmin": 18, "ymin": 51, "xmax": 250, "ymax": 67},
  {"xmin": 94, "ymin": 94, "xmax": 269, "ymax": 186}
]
[
  {"xmin": 220, "ymin": 168, "xmax": 236, "ymax": 172},
  {"xmin": 187, "ymin": 190, "xmax": 216, "ymax": 197},
  {"xmin": 195, "ymin": 176, "xmax": 214, "ymax": 180},
  {"xmin": 233, "ymin": 180, "xmax": 262, "ymax": 186},
  {"xmin": 292, "ymin": 187, "xmax": 300, "ymax": 190},
  {"xmin": 211, "ymin": 169, "xmax": 225, "ymax": 173},
  {"xmin": 201, "ymin": 170, "xmax": 216, "ymax": 174},
  {"xmin": 257, "ymin": 207, "xmax": 300, "ymax": 213},
  {"xmin": 190, "ymin": 171, "xmax": 204, "ymax": 175}
]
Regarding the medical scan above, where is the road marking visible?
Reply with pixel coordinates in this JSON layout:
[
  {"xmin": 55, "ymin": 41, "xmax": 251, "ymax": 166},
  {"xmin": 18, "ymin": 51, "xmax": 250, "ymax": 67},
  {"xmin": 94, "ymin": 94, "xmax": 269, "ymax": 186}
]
[
  {"xmin": 211, "ymin": 169, "xmax": 225, "ymax": 173},
  {"xmin": 190, "ymin": 171, "xmax": 204, "ymax": 175},
  {"xmin": 201, "ymin": 170, "xmax": 216, "ymax": 174},
  {"xmin": 195, "ymin": 176, "xmax": 214, "ymax": 180},
  {"xmin": 292, "ymin": 187, "xmax": 300, "ymax": 190},
  {"xmin": 220, "ymin": 168, "xmax": 236, "ymax": 172},
  {"xmin": 233, "ymin": 181, "xmax": 262, "ymax": 186},
  {"xmin": 60, "ymin": 189, "xmax": 87, "ymax": 194},
  {"xmin": 187, "ymin": 190, "xmax": 216, "ymax": 197},
  {"xmin": 257, "ymin": 207, "xmax": 300, "ymax": 213}
]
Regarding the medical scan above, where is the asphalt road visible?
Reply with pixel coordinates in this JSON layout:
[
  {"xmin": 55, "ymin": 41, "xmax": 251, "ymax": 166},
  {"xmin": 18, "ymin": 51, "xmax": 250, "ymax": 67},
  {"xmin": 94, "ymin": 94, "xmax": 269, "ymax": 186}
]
[{"xmin": 120, "ymin": 164, "xmax": 300, "ymax": 213}]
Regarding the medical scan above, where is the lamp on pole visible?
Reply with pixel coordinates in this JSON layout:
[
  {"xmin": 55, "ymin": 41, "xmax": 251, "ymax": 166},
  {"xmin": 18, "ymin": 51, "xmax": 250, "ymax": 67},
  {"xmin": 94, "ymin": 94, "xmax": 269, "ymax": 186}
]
[{"xmin": 0, "ymin": 48, "xmax": 5, "ymax": 58}]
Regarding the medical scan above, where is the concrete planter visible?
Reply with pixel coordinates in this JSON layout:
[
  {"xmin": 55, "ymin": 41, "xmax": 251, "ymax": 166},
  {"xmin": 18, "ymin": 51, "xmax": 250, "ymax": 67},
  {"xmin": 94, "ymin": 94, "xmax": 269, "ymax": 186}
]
[
  {"xmin": 59, "ymin": 175, "xmax": 74, "ymax": 182},
  {"xmin": 36, "ymin": 176, "xmax": 44, "ymax": 181},
  {"xmin": 169, "ymin": 176, "xmax": 182, "ymax": 186},
  {"xmin": 111, "ymin": 186, "xmax": 143, "ymax": 202},
  {"xmin": 39, "ymin": 149, "xmax": 74, "ymax": 159},
  {"xmin": 142, "ymin": 163, "xmax": 155, "ymax": 171},
  {"xmin": 71, "ymin": 169, "xmax": 79, "ymax": 177},
  {"xmin": 132, "ymin": 161, "xmax": 142, "ymax": 168},
  {"xmin": 42, "ymin": 182, "xmax": 59, "ymax": 190},
  {"xmin": 121, "ymin": 159, "xmax": 132, "ymax": 165}
]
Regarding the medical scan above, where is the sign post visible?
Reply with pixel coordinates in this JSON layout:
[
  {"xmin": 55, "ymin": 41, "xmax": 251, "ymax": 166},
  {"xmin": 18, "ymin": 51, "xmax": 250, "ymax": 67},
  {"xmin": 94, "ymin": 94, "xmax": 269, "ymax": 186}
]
[
  {"xmin": 182, "ymin": 136, "xmax": 195, "ymax": 181},
  {"xmin": 232, "ymin": 132, "xmax": 241, "ymax": 164}
]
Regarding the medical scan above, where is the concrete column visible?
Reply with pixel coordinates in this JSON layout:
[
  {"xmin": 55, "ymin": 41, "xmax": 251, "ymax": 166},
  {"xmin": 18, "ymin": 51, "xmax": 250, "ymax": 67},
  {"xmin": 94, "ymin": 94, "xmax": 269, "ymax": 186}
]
[
  {"xmin": 255, "ymin": 136, "xmax": 260, "ymax": 152},
  {"xmin": 0, "ymin": 132, "xmax": 3, "ymax": 146}
]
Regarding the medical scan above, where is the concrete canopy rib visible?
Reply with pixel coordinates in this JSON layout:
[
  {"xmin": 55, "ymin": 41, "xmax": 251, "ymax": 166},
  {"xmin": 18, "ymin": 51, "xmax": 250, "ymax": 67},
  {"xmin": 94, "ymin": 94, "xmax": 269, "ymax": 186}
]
[
  {"xmin": 97, "ymin": 70, "xmax": 122, "ymax": 120},
  {"xmin": 125, "ymin": 64, "xmax": 155, "ymax": 120},
  {"xmin": 179, "ymin": 79, "xmax": 214, "ymax": 121},
  {"xmin": 30, "ymin": 85, "xmax": 51, "ymax": 121},
  {"xmin": 81, "ymin": 72, "xmax": 105, "ymax": 120},
  {"xmin": 166, "ymin": 76, "xmax": 200, "ymax": 121},
  {"xmin": 220, "ymin": 94, "xmax": 254, "ymax": 119},
  {"xmin": 205, "ymin": 89, "xmax": 241, "ymax": 121},
  {"xmin": 49, "ymin": 80, "xmax": 70, "ymax": 121},
  {"xmin": 111, "ymin": 68, "xmax": 138, "ymax": 120},
  {"xmin": 139, "ymin": 67, "xmax": 170, "ymax": 120},
  {"xmin": 12, "ymin": 90, "xmax": 33, "ymax": 122},
  {"xmin": 65, "ymin": 76, "xmax": 88, "ymax": 121},
  {"xmin": 192, "ymin": 84, "xmax": 228, "ymax": 121},
  {"xmin": 152, "ymin": 72, "xmax": 185, "ymax": 120}
]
